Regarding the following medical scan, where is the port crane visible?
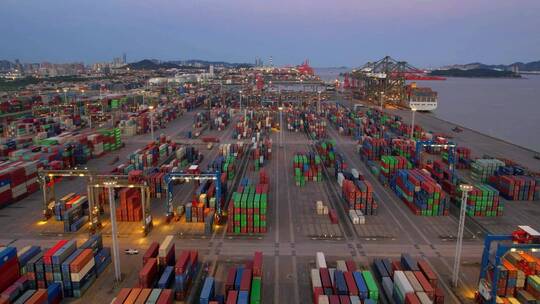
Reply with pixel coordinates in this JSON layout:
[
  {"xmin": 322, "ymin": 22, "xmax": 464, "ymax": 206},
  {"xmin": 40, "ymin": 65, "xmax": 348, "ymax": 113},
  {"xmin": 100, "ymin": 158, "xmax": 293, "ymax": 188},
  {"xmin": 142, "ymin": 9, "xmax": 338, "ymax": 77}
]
[
  {"xmin": 348, "ymin": 56, "xmax": 445, "ymax": 106},
  {"xmin": 38, "ymin": 168, "xmax": 152, "ymax": 235},
  {"xmin": 476, "ymin": 226, "xmax": 540, "ymax": 303}
]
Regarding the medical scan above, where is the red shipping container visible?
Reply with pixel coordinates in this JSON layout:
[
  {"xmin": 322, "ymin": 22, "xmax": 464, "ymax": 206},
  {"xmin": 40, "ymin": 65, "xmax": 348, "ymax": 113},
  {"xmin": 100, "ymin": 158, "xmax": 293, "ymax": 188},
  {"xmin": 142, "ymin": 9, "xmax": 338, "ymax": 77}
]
[
  {"xmin": 43, "ymin": 240, "xmax": 68, "ymax": 264},
  {"xmin": 143, "ymin": 242, "xmax": 159, "ymax": 265},
  {"xmin": 0, "ymin": 258, "xmax": 20, "ymax": 294},
  {"xmin": 339, "ymin": 295, "xmax": 351, "ymax": 304},
  {"xmin": 156, "ymin": 289, "xmax": 174, "ymax": 304},
  {"xmin": 344, "ymin": 271, "xmax": 359, "ymax": 295},
  {"xmin": 139, "ymin": 258, "xmax": 158, "ymax": 288},
  {"xmin": 226, "ymin": 290, "xmax": 238, "ymax": 304},
  {"xmin": 225, "ymin": 267, "xmax": 236, "ymax": 293},
  {"xmin": 418, "ymin": 259, "xmax": 438, "ymax": 288},
  {"xmin": 312, "ymin": 287, "xmax": 323, "ymax": 304},
  {"xmin": 345, "ymin": 260, "xmax": 356, "ymax": 272},
  {"xmin": 240, "ymin": 269, "xmax": 252, "ymax": 291},
  {"xmin": 414, "ymin": 271, "xmax": 434, "ymax": 298},
  {"xmin": 175, "ymin": 251, "xmax": 189, "ymax": 274},
  {"xmin": 328, "ymin": 295, "xmax": 340, "ymax": 304},
  {"xmin": 23, "ymin": 289, "xmax": 47, "ymax": 304},
  {"xmin": 253, "ymin": 251, "xmax": 263, "ymax": 277},
  {"xmin": 405, "ymin": 292, "xmax": 421, "ymax": 304},
  {"xmin": 113, "ymin": 288, "xmax": 131, "ymax": 304},
  {"xmin": 319, "ymin": 268, "xmax": 332, "ymax": 294}
]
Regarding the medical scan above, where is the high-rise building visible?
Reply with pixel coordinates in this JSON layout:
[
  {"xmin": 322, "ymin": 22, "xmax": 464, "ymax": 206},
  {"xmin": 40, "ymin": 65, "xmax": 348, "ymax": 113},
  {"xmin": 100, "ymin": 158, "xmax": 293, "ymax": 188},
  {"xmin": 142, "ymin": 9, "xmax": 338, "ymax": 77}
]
[{"xmin": 123, "ymin": 53, "xmax": 127, "ymax": 64}]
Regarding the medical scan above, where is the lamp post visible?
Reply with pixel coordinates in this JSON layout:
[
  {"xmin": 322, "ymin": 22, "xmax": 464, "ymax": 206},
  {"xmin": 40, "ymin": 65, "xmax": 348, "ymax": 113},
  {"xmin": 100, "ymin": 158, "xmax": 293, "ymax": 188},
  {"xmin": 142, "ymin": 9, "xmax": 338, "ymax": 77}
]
[
  {"xmin": 278, "ymin": 107, "xmax": 283, "ymax": 148},
  {"xmin": 379, "ymin": 91, "xmax": 384, "ymax": 111},
  {"xmin": 149, "ymin": 105, "xmax": 155, "ymax": 141},
  {"xmin": 410, "ymin": 108, "xmax": 417, "ymax": 140},
  {"xmin": 317, "ymin": 90, "xmax": 322, "ymax": 114},
  {"xmin": 106, "ymin": 183, "xmax": 122, "ymax": 282},
  {"xmin": 453, "ymin": 184, "xmax": 473, "ymax": 288}
]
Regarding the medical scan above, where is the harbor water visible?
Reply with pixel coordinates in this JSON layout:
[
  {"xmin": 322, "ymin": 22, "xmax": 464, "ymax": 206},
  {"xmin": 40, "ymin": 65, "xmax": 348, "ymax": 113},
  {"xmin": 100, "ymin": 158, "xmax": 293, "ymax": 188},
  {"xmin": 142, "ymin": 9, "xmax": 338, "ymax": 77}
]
[{"xmin": 315, "ymin": 68, "xmax": 540, "ymax": 152}]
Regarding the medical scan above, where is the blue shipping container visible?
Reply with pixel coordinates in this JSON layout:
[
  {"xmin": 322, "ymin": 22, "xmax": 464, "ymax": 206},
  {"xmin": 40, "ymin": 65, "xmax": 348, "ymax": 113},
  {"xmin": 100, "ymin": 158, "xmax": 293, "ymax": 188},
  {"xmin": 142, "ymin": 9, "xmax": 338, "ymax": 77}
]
[{"xmin": 199, "ymin": 277, "xmax": 215, "ymax": 304}]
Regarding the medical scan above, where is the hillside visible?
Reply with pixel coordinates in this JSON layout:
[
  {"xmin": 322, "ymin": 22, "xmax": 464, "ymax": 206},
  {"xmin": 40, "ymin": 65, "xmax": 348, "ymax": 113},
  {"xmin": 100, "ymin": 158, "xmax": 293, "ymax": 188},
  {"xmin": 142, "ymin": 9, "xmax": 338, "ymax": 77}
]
[{"xmin": 429, "ymin": 68, "xmax": 521, "ymax": 78}]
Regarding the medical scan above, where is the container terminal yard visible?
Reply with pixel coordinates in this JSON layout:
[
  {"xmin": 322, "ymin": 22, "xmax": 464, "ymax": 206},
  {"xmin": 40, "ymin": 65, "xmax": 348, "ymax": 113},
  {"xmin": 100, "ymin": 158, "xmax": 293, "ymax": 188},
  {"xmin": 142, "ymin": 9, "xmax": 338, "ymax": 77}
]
[{"xmin": 0, "ymin": 60, "xmax": 539, "ymax": 304}]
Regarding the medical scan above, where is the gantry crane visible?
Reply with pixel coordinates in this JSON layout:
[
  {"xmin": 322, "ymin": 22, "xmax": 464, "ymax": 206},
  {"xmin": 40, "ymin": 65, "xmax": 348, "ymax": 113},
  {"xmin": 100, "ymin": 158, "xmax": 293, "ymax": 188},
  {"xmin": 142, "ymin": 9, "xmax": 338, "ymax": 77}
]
[{"xmin": 349, "ymin": 56, "xmax": 445, "ymax": 106}]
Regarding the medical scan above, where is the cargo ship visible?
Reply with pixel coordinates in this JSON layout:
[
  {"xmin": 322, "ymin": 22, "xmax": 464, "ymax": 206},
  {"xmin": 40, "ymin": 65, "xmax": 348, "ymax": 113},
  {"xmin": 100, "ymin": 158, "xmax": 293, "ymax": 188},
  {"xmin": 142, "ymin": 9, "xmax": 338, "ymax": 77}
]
[{"xmin": 403, "ymin": 83, "xmax": 438, "ymax": 111}]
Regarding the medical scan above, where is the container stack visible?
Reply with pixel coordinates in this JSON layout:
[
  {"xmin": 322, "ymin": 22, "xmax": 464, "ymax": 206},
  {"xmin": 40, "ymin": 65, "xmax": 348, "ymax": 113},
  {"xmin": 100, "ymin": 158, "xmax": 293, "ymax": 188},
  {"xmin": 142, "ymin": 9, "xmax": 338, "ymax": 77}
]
[
  {"xmin": 391, "ymin": 139, "xmax": 416, "ymax": 159},
  {"xmin": 489, "ymin": 175, "xmax": 538, "ymax": 201},
  {"xmin": 315, "ymin": 140, "xmax": 336, "ymax": 167},
  {"xmin": 361, "ymin": 137, "xmax": 389, "ymax": 161},
  {"xmin": 158, "ymin": 236, "xmax": 176, "ymax": 271},
  {"xmin": 293, "ymin": 153, "xmax": 323, "ymax": 186},
  {"xmin": 112, "ymin": 288, "xmax": 174, "ymax": 304},
  {"xmin": 449, "ymin": 147, "xmax": 471, "ymax": 169},
  {"xmin": 340, "ymin": 175, "xmax": 377, "ymax": 216},
  {"xmin": 174, "ymin": 250, "xmax": 200, "ymax": 301},
  {"xmin": 116, "ymin": 188, "xmax": 142, "ymax": 222},
  {"xmin": 311, "ymin": 252, "xmax": 379, "ymax": 304},
  {"xmin": 372, "ymin": 253, "xmax": 444, "ymax": 304},
  {"xmin": 379, "ymin": 155, "xmax": 412, "ymax": 185},
  {"xmin": 13, "ymin": 235, "xmax": 110, "ymax": 299},
  {"xmin": 199, "ymin": 252, "xmax": 263, "ymax": 304},
  {"xmin": 0, "ymin": 160, "xmax": 43, "ymax": 208},
  {"xmin": 304, "ymin": 113, "xmax": 327, "ymax": 139},
  {"xmin": 251, "ymin": 138, "xmax": 272, "ymax": 171},
  {"xmin": 471, "ymin": 159, "xmax": 506, "ymax": 182},
  {"xmin": 53, "ymin": 193, "xmax": 89, "ymax": 232},
  {"xmin": 391, "ymin": 169, "xmax": 450, "ymax": 216},
  {"xmin": 481, "ymin": 251, "xmax": 540, "ymax": 302},
  {"xmin": 315, "ymin": 200, "xmax": 329, "ymax": 215},
  {"xmin": 458, "ymin": 184, "xmax": 502, "ymax": 217},
  {"xmin": 227, "ymin": 179, "xmax": 268, "ymax": 234}
]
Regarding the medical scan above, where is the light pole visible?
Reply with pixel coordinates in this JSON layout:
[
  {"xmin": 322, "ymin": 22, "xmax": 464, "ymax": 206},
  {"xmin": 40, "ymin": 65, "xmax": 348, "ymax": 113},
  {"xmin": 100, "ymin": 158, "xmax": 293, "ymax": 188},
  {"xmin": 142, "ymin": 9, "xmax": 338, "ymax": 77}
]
[
  {"xmin": 317, "ymin": 90, "xmax": 322, "ymax": 114},
  {"xmin": 239, "ymin": 90, "xmax": 242, "ymax": 111},
  {"xmin": 149, "ymin": 105, "xmax": 155, "ymax": 141},
  {"xmin": 106, "ymin": 183, "xmax": 122, "ymax": 282},
  {"xmin": 379, "ymin": 91, "xmax": 384, "ymax": 111},
  {"xmin": 453, "ymin": 184, "xmax": 473, "ymax": 288},
  {"xmin": 278, "ymin": 107, "xmax": 283, "ymax": 148},
  {"xmin": 410, "ymin": 108, "xmax": 417, "ymax": 140}
]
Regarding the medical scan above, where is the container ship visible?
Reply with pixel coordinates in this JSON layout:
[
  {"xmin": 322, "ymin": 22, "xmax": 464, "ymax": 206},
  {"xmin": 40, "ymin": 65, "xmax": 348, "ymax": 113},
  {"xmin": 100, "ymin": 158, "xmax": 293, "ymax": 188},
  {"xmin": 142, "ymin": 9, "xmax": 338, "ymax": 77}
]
[{"xmin": 403, "ymin": 83, "xmax": 438, "ymax": 111}]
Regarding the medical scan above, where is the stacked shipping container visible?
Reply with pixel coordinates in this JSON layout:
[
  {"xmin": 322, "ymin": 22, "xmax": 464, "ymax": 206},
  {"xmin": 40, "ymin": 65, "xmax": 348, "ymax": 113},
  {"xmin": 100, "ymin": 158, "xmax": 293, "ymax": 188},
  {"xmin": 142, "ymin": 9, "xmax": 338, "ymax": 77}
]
[
  {"xmin": 311, "ymin": 252, "xmax": 379, "ymax": 304},
  {"xmin": 227, "ymin": 177, "xmax": 269, "ymax": 234},
  {"xmin": 372, "ymin": 254, "xmax": 444, "ymax": 304},
  {"xmin": 391, "ymin": 169, "xmax": 450, "ymax": 216}
]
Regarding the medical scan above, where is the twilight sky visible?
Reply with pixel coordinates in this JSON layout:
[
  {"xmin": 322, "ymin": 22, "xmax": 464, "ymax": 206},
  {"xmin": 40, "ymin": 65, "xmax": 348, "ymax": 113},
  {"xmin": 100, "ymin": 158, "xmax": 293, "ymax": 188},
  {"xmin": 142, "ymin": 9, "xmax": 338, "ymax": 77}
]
[{"xmin": 1, "ymin": 0, "xmax": 539, "ymax": 67}]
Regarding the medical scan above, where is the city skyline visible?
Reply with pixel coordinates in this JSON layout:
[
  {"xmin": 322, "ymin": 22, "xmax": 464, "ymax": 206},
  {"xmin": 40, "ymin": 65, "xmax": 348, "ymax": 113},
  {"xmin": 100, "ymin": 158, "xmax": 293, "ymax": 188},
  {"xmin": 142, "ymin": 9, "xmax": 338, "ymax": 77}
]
[{"xmin": 1, "ymin": 0, "xmax": 540, "ymax": 67}]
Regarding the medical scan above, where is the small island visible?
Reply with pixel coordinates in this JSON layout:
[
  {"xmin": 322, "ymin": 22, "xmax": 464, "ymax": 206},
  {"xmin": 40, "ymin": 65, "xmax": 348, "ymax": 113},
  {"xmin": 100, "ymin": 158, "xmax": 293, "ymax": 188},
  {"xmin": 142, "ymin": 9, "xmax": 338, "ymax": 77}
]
[{"xmin": 428, "ymin": 68, "xmax": 521, "ymax": 78}]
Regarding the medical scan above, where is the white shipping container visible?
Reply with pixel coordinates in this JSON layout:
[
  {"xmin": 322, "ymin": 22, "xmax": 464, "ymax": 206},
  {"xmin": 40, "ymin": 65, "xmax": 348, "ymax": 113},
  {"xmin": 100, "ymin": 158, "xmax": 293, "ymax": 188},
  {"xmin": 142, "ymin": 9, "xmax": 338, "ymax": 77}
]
[
  {"xmin": 351, "ymin": 169, "xmax": 359, "ymax": 179},
  {"xmin": 329, "ymin": 268, "xmax": 336, "ymax": 287},
  {"xmin": 336, "ymin": 260, "xmax": 347, "ymax": 272},
  {"xmin": 337, "ymin": 173, "xmax": 345, "ymax": 187},
  {"xmin": 349, "ymin": 296, "xmax": 361, "ymax": 304},
  {"xmin": 358, "ymin": 215, "xmax": 365, "ymax": 225},
  {"xmin": 349, "ymin": 210, "xmax": 359, "ymax": 225},
  {"xmin": 416, "ymin": 292, "xmax": 433, "ymax": 304},
  {"xmin": 318, "ymin": 295, "xmax": 329, "ymax": 304},
  {"xmin": 316, "ymin": 252, "xmax": 327, "ymax": 269},
  {"xmin": 159, "ymin": 235, "xmax": 174, "ymax": 257},
  {"xmin": 394, "ymin": 271, "xmax": 414, "ymax": 299},
  {"xmin": 323, "ymin": 206, "xmax": 329, "ymax": 215},
  {"xmin": 17, "ymin": 246, "xmax": 31, "ymax": 257},
  {"xmin": 311, "ymin": 269, "xmax": 322, "ymax": 288}
]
